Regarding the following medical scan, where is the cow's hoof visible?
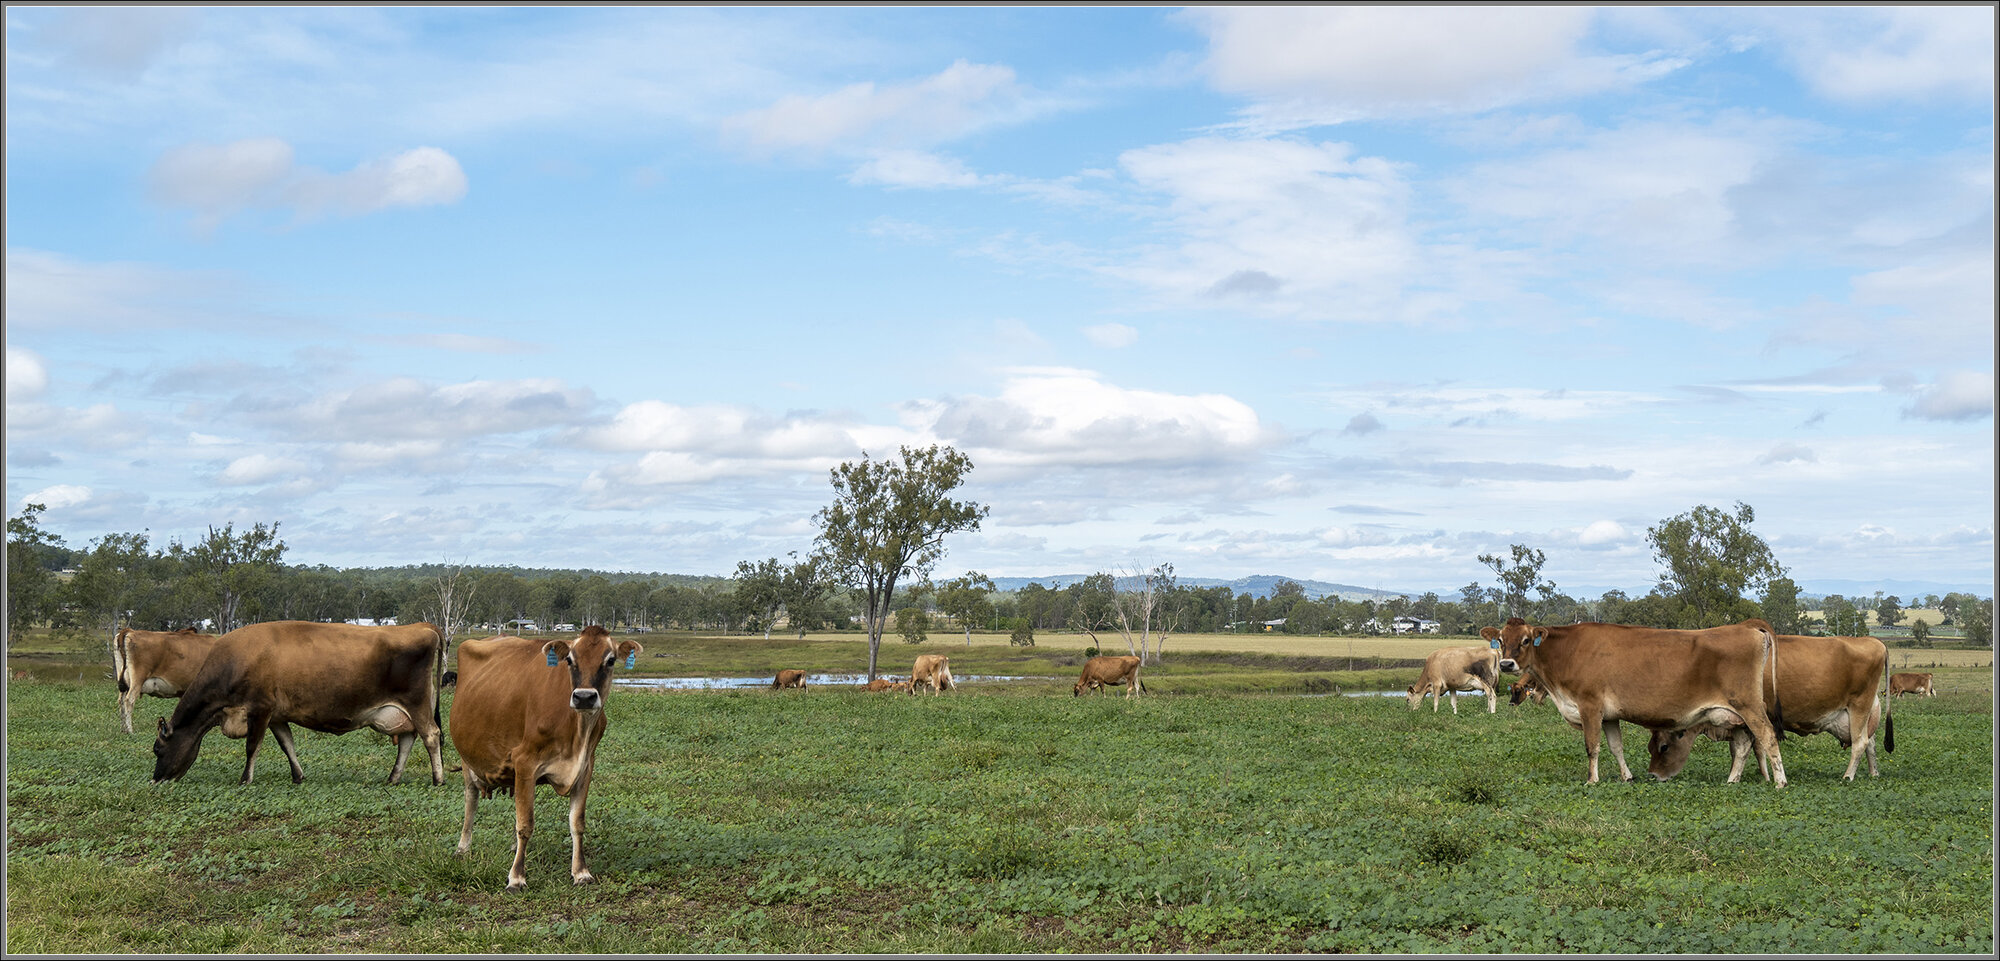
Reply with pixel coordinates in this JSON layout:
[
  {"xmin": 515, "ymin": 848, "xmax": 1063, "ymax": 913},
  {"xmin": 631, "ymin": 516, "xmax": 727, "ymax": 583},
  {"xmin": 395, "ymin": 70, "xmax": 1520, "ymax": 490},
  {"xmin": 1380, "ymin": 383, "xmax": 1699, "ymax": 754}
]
[
  {"xmin": 505, "ymin": 880, "xmax": 527, "ymax": 892},
  {"xmin": 573, "ymin": 871, "xmax": 597, "ymax": 886}
]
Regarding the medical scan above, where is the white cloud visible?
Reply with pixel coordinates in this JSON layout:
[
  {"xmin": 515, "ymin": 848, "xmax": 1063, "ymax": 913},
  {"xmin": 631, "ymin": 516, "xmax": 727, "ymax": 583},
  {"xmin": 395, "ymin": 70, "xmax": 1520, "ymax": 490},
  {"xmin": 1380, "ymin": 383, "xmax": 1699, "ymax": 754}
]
[
  {"xmin": 4, "ymin": 248, "xmax": 251, "ymax": 333},
  {"xmin": 722, "ymin": 59, "xmax": 1042, "ymax": 156},
  {"xmin": 1756, "ymin": 443, "xmax": 1818, "ymax": 465},
  {"xmin": 217, "ymin": 453, "xmax": 311, "ymax": 486},
  {"xmin": 19, "ymin": 484, "xmax": 92, "ymax": 512},
  {"xmin": 1761, "ymin": 7, "xmax": 1995, "ymax": 104},
  {"xmin": 268, "ymin": 377, "xmax": 598, "ymax": 442},
  {"xmin": 569, "ymin": 400, "xmax": 859, "ymax": 460},
  {"xmin": 905, "ymin": 367, "xmax": 1280, "ymax": 470},
  {"xmin": 1103, "ymin": 136, "xmax": 1415, "ymax": 318},
  {"xmin": 1575, "ymin": 519, "xmax": 1628, "ymax": 546},
  {"xmin": 1083, "ymin": 323, "xmax": 1137, "ymax": 348},
  {"xmin": 1904, "ymin": 371, "xmax": 1994, "ymax": 422},
  {"xmin": 149, "ymin": 138, "xmax": 467, "ymax": 228},
  {"xmin": 1190, "ymin": 7, "xmax": 1683, "ymax": 127},
  {"xmin": 1341, "ymin": 413, "xmax": 1384, "ymax": 436},
  {"xmin": 848, "ymin": 149, "xmax": 989, "ymax": 189},
  {"xmin": 6, "ymin": 348, "xmax": 49, "ymax": 401}
]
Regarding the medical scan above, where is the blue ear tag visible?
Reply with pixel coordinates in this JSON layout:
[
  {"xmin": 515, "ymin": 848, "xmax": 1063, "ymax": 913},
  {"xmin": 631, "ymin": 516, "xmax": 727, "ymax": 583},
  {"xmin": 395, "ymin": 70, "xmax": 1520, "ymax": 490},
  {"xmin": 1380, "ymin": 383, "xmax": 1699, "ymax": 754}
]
[
  {"xmin": 1489, "ymin": 640, "xmax": 1500, "ymax": 650},
  {"xmin": 546, "ymin": 649, "xmax": 559, "ymax": 666},
  {"xmin": 1533, "ymin": 634, "xmax": 1543, "ymax": 647},
  {"xmin": 624, "ymin": 650, "xmax": 637, "ymax": 669}
]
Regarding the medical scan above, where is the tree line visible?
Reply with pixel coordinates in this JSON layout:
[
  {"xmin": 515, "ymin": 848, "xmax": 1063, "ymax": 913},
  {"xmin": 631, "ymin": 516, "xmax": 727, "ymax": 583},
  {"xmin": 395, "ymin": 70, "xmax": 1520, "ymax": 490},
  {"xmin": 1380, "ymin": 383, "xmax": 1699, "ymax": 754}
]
[{"xmin": 9, "ymin": 471, "xmax": 1992, "ymax": 656}]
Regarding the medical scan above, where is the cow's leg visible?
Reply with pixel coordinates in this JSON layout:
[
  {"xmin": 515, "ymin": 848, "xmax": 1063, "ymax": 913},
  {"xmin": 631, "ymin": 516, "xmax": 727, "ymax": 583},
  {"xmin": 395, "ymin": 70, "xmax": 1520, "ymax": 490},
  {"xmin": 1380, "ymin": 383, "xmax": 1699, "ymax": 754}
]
[
  {"xmin": 456, "ymin": 771, "xmax": 481, "ymax": 856},
  {"xmin": 424, "ymin": 726, "xmax": 445, "ymax": 786},
  {"xmin": 567, "ymin": 768, "xmax": 596, "ymax": 886},
  {"xmin": 1742, "ymin": 714, "xmax": 1786, "ymax": 789},
  {"xmin": 1863, "ymin": 700, "xmax": 1881, "ymax": 777},
  {"xmin": 269, "ymin": 721, "xmax": 307, "ymax": 783},
  {"xmin": 508, "ymin": 766, "xmax": 536, "ymax": 891},
  {"xmin": 1578, "ymin": 708, "xmax": 1604, "ymax": 783},
  {"xmin": 1483, "ymin": 681, "xmax": 1497, "ymax": 715},
  {"xmin": 1602, "ymin": 720, "xmax": 1634, "ymax": 781},
  {"xmin": 1448, "ymin": 687, "xmax": 1459, "ymax": 715},
  {"xmin": 240, "ymin": 714, "xmax": 271, "ymax": 785},
  {"xmin": 1724, "ymin": 729, "xmax": 1754, "ymax": 782},
  {"xmin": 118, "ymin": 677, "xmax": 140, "ymax": 735},
  {"xmin": 388, "ymin": 732, "xmax": 416, "ymax": 785}
]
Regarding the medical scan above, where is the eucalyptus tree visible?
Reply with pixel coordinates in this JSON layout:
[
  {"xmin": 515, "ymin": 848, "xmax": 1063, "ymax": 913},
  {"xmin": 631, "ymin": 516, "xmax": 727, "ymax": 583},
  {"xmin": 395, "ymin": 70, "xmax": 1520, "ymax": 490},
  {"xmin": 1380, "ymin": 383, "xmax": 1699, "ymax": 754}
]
[
  {"xmin": 1478, "ymin": 544, "xmax": 1556, "ymax": 619},
  {"xmin": 171, "ymin": 521, "xmax": 287, "ymax": 633},
  {"xmin": 936, "ymin": 571, "xmax": 996, "ymax": 646},
  {"xmin": 811, "ymin": 445, "xmax": 987, "ymax": 681},
  {"xmin": 1647, "ymin": 502, "xmax": 1783, "ymax": 629},
  {"xmin": 6, "ymin": 504, "xmax": 66, "ymax": 640}
]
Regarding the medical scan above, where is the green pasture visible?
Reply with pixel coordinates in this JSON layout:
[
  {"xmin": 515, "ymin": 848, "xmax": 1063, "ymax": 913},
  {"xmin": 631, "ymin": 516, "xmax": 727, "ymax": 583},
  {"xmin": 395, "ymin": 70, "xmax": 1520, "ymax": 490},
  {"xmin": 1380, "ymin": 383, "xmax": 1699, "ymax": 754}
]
[{"xmin": 5, "ymin": 638, "xmax": 1994, "ymax": 954}]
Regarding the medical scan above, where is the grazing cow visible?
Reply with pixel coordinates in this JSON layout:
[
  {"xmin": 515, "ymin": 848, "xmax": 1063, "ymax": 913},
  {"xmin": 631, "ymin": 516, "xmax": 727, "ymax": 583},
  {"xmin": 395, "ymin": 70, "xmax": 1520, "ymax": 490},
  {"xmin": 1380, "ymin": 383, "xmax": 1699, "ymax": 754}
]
[
  {"xmin": 1073, "ymin": 655, "xmax": 1143, "ymax": 698},
  {"xmin": 450, "ymin": 626, "xmax": 642, "ymax": 891},
  {"xmin": 1508, "ymin": 676, "xmax": 1546, "ymax": 707},
  {"xmin": 151, "ymin": 621, "xmax": 445, "ymax": 786},
  {"xmin": 862, "ymin": 677, "xmax": 895, "ymax": 692},
  {"xmin": 1648, "ymin": 634, "xmax": 1893, "ymax": 782},
  {"xmin": 1493, "ymin": 617, "xmax": 1787, "ymax": 788},
  {"xmin": 772, "ymin": 669, "xmax": 808, "ymax": 690},
  {"xmin": 111, "ymin": 627, "xmax": 220, "ymax": 734},
  {"xmin": 1406, "ymin": 642, "xmax": 1499, "ymax": 714},
  {"xmin": 441, "ymin": 670, "xmax": 458, "ymax": 689},
  {"xmin": 1889, "ymin": 672, "xmax": 1936, "ymax": 697},
  {"xmin": 910, "ymin": 654, "xmax": 953, "ymax": 695}
]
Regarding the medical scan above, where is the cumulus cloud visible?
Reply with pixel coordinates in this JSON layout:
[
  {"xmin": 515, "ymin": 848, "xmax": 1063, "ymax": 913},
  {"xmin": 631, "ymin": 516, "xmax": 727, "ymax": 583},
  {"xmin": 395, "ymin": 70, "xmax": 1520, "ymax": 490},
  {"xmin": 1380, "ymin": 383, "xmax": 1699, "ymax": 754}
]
[
  {"xmin": 1575, "ymin": 519, "xmax": 1628, "ymax": 546},
  {"xmin": 568, "ymin": 400, "xmax": 859, "ymax": 460},
  {"xmin": 149, "ymin": 138, "xmax": 468, "ymax": 229},
  {"xmin": 1083, "ymin": 323, "xmax": 1138, "ymax": 348},
  {"xmin": 905, "ymin": 367, "xmax": 1281, "ymax": 470},
  {"xmin": 18, "ymin": 484, "xmax": 92, "ymax": 512},
  {"xmin": 216, "ymin": 453, "xmax": 312, "ymax": 486},
  {"xmin": 6, "ymin": 348, "xmax": 49, "ymax": 401},
  {"xmin": 1904, "ymin": 370, "xmax": 1994, "ymax": 422}
]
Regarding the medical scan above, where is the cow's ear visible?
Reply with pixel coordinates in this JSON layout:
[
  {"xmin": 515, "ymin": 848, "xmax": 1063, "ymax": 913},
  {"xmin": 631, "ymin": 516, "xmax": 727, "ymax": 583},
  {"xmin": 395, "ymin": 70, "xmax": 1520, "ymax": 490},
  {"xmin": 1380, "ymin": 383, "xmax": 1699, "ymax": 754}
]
[
  {"xmin": 1480, "ymin": 627, "xmax": 1500, "ymax": 641},
  {"xmin": 542, "ymin": 640, "xmax": 572, "ymax": 666},
  {"xmin": 616, "ymin": 640, "xmax": 642, "ymax": 669},
  {"xmin": 157, "ymin": 717, "xmax": 172, "ymax": 738}
]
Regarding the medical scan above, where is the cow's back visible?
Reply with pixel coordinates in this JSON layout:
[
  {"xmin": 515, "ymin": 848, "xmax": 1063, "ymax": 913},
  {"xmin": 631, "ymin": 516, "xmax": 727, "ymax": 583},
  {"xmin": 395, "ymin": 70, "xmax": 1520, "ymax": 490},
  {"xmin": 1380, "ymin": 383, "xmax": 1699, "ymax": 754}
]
[
  {"xmin": 1536, "ymin": 621, "xmax": 1770, "ymax": 728},
  {"xmin": 181, "ymin": 621, "xmax": 440, "ymax": 730}
]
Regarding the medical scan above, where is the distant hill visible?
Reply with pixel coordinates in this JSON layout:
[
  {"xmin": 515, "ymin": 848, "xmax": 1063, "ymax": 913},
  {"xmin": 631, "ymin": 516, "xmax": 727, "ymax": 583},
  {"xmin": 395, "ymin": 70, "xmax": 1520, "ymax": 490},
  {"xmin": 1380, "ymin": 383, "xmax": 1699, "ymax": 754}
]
[{"xmin": 989, "ymin": 574, "xmax": 1418, "ymax": 603}]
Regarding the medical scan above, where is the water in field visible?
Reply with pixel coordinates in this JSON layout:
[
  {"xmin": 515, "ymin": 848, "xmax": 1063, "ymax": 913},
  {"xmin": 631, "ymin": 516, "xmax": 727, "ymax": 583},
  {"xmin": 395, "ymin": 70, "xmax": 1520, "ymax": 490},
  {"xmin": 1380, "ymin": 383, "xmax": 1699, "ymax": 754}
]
[{"xmin": 616, "ymin": 674, "xmax": 1046, "ymax": 690}]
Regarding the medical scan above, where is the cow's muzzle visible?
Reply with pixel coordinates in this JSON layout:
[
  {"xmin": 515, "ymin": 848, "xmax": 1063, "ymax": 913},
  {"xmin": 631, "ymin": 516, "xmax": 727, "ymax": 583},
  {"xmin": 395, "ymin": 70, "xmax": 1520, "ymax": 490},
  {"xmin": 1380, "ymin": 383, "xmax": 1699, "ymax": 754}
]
[
  {"xmin": 1498, "ymin": 658, "xmax": 1519, "ymax": 673},
  {"xmin": 570, "ymin": 689, "xmax": 602, "ymax": 711}
]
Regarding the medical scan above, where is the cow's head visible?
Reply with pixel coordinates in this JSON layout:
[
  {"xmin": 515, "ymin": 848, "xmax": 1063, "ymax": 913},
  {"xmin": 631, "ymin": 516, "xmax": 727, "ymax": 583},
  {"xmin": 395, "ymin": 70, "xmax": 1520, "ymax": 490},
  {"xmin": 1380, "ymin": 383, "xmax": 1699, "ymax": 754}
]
[
  {"xmin": 151, "ymin": 714, "xmax": 204, "ymax": 783},
  {"xmin": 1493, "ymin": 617, "xmax": 1541, "ymax": 674},
  {"xmin": 543, "ymin": 626, "xmax": 641, "ymax": 713}
]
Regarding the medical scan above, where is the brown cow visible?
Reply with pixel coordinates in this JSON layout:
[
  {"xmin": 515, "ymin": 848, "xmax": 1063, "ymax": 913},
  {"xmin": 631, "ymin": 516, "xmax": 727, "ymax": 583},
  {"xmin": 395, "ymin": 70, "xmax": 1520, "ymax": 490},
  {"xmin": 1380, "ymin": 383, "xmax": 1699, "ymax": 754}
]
[
  {"xmin": 1073, "ymin": 655, "xmax": 1143, "ymax": 697},
  {"xmin": 1889, "ymin": 672, "xmax": 1935, "ymax": 697},
  {"xmin": 1508, "ymin": 676, "xmax": 1545, "ymax": 706},
  {"xmin": 151, "ymin": 621, "xmax": 445, "ymax": 786},
  {"xmin": 111, "ymin": 627, "xmax": 219, "ymax": 734},
  {"xmin": 862, "ymin": 677, "xmax": 897, "ymax": 692},
  {"xmin": 1648, "ymin": 634, "xmax": 1893, "ymax": 782},
  {"xmin": 1494, "ymin": 617, "xmax": 1787, "ymax": 788},
  {"xmin": 772, "ymin": 669, "xmax": 807, "ymax": 690},
  {"xmin": 1406, "ymin": 642, "xmax": 1498, "ymax": 714},
  {"xmin": 910, "ymin": 654, "xmax": 953, "ymax": 695},
  {"xmin": 450, "ymin": 626, "xmax": 642, "ymax": 891}
]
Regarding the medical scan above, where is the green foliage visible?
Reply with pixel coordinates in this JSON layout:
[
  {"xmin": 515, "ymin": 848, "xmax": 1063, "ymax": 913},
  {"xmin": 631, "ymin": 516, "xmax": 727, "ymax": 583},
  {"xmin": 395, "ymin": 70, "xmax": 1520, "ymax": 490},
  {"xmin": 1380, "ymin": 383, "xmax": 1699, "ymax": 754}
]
[
  {"xmin": 7, "ymin": 670, "xmax": 1990, "ymax": 954},
  {"xmin": 1961, "ymin": 598, "xmax": 1992, "ymax": 647},
  {"xmin": 1758, "ymin": 577, "xmax": 1804, "ymax": 635},
  {"xmin": 812, "ymin": 445, "xmax": 988, "ymax": 677},
  {"xmin": 1008, "ymin": 624, "xmax": 1035, "ymax": 647},
  {"xmin": 1910, "ymin": 619, "xmax": 1931, "ymax": 647},
  {"xmin": 1876, "ymin": 594, "xmax": 1904, "ymax": 628},
  {"xmin": 7, "ymin": 504, "xmax": 67, "ymax": 637},
  {"xmin": 936, "ymin": 572, "xmax": 997, "ymax": 644},
  {"xmin": 896, "ymin": 607, "xmax": 931, "ymax": 644},
  {"xmin": 1477, "ymin": 544, "xmax": 1555, "ymax": 619},
  {"xmin": 1647, "ymin": 502, "xmax": 1784, "ymax": 629}
]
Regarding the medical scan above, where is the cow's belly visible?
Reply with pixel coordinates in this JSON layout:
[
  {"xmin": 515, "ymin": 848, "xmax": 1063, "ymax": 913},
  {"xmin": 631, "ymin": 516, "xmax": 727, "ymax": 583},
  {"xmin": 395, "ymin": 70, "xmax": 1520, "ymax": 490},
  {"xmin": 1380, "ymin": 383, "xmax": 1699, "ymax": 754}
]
[{"xmin": 139, "ymin": 677, "xmax": 181, "ymax": 697}]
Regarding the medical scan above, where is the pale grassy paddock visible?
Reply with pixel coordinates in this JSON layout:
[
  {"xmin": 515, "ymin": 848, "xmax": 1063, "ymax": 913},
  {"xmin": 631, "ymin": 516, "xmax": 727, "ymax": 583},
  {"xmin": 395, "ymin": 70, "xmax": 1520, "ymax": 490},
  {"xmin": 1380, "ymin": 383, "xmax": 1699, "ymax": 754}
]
[{"xmin": 803, "ymin": 628, "xmax": 1995, "ymax": 668}]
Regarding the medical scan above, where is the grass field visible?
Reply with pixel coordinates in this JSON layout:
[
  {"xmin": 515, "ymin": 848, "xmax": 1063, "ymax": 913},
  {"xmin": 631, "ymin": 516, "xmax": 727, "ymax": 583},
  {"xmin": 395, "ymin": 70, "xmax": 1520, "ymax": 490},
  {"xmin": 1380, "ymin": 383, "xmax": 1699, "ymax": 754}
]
[{"xmin": 6, "ymin": 632, "xmax": 1995, "ymax": 953}]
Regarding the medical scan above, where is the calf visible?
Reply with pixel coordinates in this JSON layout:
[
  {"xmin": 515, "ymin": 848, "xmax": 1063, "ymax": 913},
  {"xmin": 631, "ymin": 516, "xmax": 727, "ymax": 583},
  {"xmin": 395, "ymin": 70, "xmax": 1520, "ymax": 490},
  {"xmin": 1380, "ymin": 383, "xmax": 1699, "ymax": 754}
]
[
  {"xmin": 910, "ymin": 654, "xmax": 953, "ymax": 695},
  {"xmin": 1508, "ymin": 676, "xmax": 1545, "ymax": 707},
  {"xmin": 1888, "ymin": 672, "xmax": 1935, "ymax": 697},
  {"xmin": 1647, "ymin": 634, "xmax": 1892, "ymax": 782},
  {"xmin": 151, "ymin": 621, "xmax": 445, "ymax": 786},
  {"xmin": 450, "ymin": 626, "xmax": 642, "ymax": 891},
  {"xmin": 1494, "ymin": 617, "xmax": 1787, "ymax": 788},
  {"xmin": 1073, "ymin": 655, "xmax": 1143, "ymax": 697},
  {"xmin": 1406, "ymin": 642, "xmax": 1499, "ymax": 714},
  {"xmin": 772, "ymin": 669, "xmax": 807, "ymax": 690},
  {"xmin": 861, "ymin": 677, "xmax": 897, "ymax": 692},
  {"xmin": 111, "ymin": 627, "xmax": 219, "ymax": 734}
]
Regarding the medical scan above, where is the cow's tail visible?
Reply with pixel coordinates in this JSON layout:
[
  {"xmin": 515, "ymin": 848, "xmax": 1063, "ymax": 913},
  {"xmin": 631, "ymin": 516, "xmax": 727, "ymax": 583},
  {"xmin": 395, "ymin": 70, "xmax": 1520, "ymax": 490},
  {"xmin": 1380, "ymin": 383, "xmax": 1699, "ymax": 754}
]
[
  {"xmin": 432, "ymin": 624, "xmax": 445, "ymax": 732},
  {"xmin": 1880, "ymin": 654, "xmax": 1895, "ymax": 753},
  {"xmin": 1750, "ymin": 618, "xmax": 1783, "ymax": 735},
  {"xmin": 112, "ymin": 628, "xmax": 131, "ymax": 694}
]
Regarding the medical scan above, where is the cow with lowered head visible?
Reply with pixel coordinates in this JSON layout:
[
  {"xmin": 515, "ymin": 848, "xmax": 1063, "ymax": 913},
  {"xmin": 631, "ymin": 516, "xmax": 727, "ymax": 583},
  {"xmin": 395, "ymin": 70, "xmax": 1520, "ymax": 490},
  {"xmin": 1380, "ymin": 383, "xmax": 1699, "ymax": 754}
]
[
  {"xmin": 151, "ymin": 620, "xmax": 445, "ymax": 786},
  {"xmin": 112, "ymin": 627, "xmax": 219, "ymax": 735}
]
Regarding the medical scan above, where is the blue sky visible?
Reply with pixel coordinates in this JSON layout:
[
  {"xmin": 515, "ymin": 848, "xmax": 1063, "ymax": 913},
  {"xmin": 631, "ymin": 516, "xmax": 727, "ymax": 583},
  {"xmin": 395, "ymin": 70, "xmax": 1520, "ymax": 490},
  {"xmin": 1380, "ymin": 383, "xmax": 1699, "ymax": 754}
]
[{"xmin": 6, "ymin": 6, "xmax": 1994, "ymax": 595}]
